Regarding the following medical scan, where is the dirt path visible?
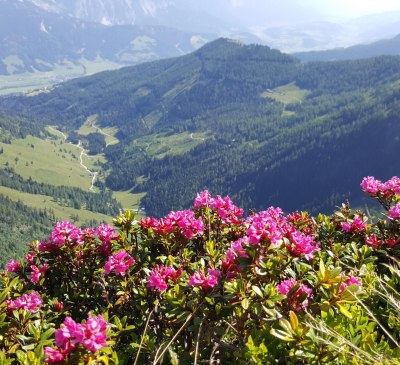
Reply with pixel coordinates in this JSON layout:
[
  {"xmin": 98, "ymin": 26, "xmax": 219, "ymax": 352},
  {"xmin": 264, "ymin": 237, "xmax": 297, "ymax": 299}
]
[{"xmin": 49, "ymin": 126, "xmax": 98, "ymax": 192}]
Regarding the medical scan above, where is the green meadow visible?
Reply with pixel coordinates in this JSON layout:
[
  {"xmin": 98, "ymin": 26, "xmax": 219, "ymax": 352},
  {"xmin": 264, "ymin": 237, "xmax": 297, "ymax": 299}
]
[
  {"xmin": 0, "ymin": 186, "xmax": 112, "ymax": 226},
  {"xmin": 133, "ymin": 131, "xmax": 207, "ymax": 159}
]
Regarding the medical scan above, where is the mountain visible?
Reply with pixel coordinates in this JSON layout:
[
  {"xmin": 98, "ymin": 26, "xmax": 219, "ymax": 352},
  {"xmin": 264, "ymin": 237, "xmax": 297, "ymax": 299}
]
[
  {"xmin": 294, "ymin": 33, "xmax": 400, "ymax": 61},
  {"xmin": 0, "ymin": 38, "xmax": 399, "ymax": 217},
  {"xmin": 26, "ymin": 0, "xmax": 400, "ymax": 52},
  {"xmin": 0, "ymin": 0, "xmax": 212, "ymax": 76}
]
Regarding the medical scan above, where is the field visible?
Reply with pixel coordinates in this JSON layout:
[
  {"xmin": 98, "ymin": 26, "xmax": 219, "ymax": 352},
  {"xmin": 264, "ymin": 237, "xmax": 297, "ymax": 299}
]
[
  {"xmin": 0, "ymin": 57, "xmax": 122, "ymax": 96},
  {"xmin": 133, "ymin": 131, "xmax": 208, "ymax": 159},
  {"xmin": 261, "ymin": 82, "xmax": 310, "ymax": 105},
  {"xmin": 0, "ymin": 186, "xmax": 112, "ymax": 226},
  {"xmin": 0, "ymin": 125, "xmax": 146, "ymax": 223},
  {"xmin": 77, "ymin": 115, "xmax": 120, "ymax": 147}
]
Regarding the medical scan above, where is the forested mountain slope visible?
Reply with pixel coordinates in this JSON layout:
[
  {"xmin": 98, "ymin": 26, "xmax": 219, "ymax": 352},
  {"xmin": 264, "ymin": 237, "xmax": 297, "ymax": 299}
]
[
  {"xmin": 1, "ymin": 38, "xmax": 399, "ymax": 216},
  {"xmin": 294, "ymin": 33, "xmax": 400, "ymax": 61}
]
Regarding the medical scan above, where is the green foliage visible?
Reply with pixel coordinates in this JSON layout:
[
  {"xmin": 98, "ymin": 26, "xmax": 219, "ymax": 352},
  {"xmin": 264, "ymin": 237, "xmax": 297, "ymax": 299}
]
[
  {"xmin": 0, "ymin": 193, "xmax": 54, "ymax": 266},
  {"xmin": 0, "ymin": 184, "xmax": 400, "ymax": 364}
]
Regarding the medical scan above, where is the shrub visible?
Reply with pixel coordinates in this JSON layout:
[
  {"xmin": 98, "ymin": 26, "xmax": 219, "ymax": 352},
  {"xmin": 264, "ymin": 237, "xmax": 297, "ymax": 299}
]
[{"xmin": 1, "ymin": 177, "xmax": 400, "ymax": 364}]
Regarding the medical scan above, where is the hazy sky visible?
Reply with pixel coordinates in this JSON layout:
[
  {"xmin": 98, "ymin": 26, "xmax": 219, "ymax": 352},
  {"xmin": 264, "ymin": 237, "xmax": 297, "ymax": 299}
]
[
  {"xmin": 224, "ymin": 0, "xmax": 400, "ymax": 26},
  {"xmin": 318, "ymin": 0, "xmax": 400, "ymax": 18}
]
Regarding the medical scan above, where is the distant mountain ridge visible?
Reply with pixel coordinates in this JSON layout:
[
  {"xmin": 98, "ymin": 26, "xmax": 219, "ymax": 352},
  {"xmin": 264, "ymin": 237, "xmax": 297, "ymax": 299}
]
[
  {"xmin": 294, "ymin": 33, "xmax": 400, "ymax": 61},
  {"xmin": 0, "ymin": 0, "xmax": 213, "ymax": 76}
]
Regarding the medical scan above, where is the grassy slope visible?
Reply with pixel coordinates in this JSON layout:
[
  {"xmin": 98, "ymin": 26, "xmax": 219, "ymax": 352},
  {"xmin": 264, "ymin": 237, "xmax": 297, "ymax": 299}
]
[
  {"xmin": 0, "ymin": 124, "xmax": 145, "ymax": 222},
  {"xmin": 0, "ymin": 186, "xmax": 111, "ymax": 226}
]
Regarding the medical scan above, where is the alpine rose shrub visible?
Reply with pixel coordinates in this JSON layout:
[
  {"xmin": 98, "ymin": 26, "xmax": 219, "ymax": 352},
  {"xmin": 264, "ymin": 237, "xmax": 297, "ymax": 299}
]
[{"xmin": 1, "ymin": 176, "xmax": 399, "ymax": 364}]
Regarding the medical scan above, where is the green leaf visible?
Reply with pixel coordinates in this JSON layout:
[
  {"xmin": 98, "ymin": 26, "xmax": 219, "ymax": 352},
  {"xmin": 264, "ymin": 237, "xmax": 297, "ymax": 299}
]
[
  {"xmin": 289, "ymin": 311, "xmax": 299, "ymax": 331},
  {"xmin": 338, "ymin": 304, "xmax": 353, "ymax": 319},
  {"xmin": 40, "ymin": 328, "xmax": 56, "ymax": 341},
  {"xmin": 252, "ymin": 285, "xmax": 263, "ymax": 298},
  {"xmin": 270, "ymin": 329, "xmax": 295, "ymax": 342},
  {"xmin": 241, "ymin": 298, "xmax": 249, "ymax": 310}
]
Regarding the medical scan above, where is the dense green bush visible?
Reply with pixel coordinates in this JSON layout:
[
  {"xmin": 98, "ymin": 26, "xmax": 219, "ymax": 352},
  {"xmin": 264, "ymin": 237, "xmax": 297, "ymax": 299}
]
[{"xmin": 1, "ymin": 176, "xmax": 399, "ymax": 364}]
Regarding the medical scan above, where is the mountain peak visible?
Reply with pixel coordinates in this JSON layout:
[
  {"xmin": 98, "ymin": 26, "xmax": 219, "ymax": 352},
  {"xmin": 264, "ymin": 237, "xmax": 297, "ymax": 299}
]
[{"xmin": 194, "ymin": 37, "xmax": 297, "ymax": 64}]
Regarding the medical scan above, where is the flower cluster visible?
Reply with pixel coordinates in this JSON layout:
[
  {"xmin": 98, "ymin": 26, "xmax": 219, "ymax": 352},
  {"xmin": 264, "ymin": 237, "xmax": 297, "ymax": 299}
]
[
  {"xmin": 6, "ymin": 292, "xmax": 43, "ymax": 312},
  {"xmin": 104, "ymin": 251, "xmax": 135, "ymax": 276},
  {"xmin": 194, "ymin": 190, "xmax": 244, "ymax": 224},
  {"xmin": 30, "ymin": 263, "xmax": 49, "ymax": 283},
  {"xmin": 388, "ymin": 204, "xmax": 400, "ymax": 220},
  {"xmin": 39, "ymin": 221, "xmax": 118, "ymax": 254},
  {"xmin": 188, "ymin": 268, "xmax": 220, "ymax": 291},
  {"xmin": 141, "ymin": 209, "xmax": 204, "ymax": 239},
  {"xmin": 6, "ymin": 259, "xmax": 21, "ymax": 273},
  {"xmin": 339, "ymin": 275, "xmax": 362, "ymax": 292},
  {"xmin": 341, "ymin": 216, "xmax": 366, "ymax": 233},
  {"xmin": 44, "ymin": 313, "xmax": 109, "ymax": 363},
  {"xmin": 147, "ymin": 264, "xmax": 183, "ymax": 291},
  {"xmin": 361, "ymin": 176, "xmax": 400, "ymax": 198},
  {"xmin": 277, "ymin": 278, "xmax": 313, "ymax": 311},
  {"xmin": 245, "ymin": 207, "xmax": 320, "ymax": 260}
]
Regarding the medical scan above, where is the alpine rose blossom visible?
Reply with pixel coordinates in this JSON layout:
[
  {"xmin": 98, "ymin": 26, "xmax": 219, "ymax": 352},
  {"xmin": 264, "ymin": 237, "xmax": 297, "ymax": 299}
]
[
  {"xmin": 7, "ymin": 292, "xmax": 43, "ymax": 312},
  {"xmin": 341, "ymin": 216, "xmax": 366, "ymax": 233},
  {"xmin": 388, "ymin": 204, "xmax": 400, "ymax": 220},
  {"xmin": 147, "ymin": 264, "xmax": 183, "ymax": 291},
  {"xmin": 44, "ymin": 345, "xmax": 69, "ymax": 363},
  {"xmin": 360, "ymin": 176, "xmax": 383, "ymax": 195},
  {"xmin": 104, "ymin": 251, "xmax": 135, "ymax": 276},
  {"xmin": 339, "ymin": 275, "xmax": 362, "ymax": 292},
  {"xmin": 30, "ymin": 263, "xmax": 49, "ymax": 283},
  {"xmin": 6, "ymin": 259, "xmax": 20, "ymax": 273},
  {"xmin": 55, "ymin": 317, "xmax": 84, "ymax": 347},
  {"xmin": 81, "ymin": 313, "xmax": 109, "ymax": 352},
  {"xmin": 277, "ymin": 278, "xmax": 312, "ymax": 311},
  {"xmin": 188, "ymin": 269, "xmax": 220, "ymax": 291}
]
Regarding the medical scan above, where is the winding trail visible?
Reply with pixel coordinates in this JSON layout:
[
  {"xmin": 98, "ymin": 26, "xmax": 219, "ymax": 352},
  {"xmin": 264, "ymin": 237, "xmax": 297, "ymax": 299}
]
[
  {"xmin": 49, "ymin": 126, "xmax": 98, "ymax": 192},
  {"xmin": 76, "ymin": 141, "xmax": 98, "ymax": 192}
]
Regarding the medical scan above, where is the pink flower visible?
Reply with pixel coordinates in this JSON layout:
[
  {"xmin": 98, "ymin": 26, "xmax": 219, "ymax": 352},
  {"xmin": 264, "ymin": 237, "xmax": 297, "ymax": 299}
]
[
  {"xmin": 49, "ymin": 221, "xmax": 82, "ymax": 247},
  {"xmin": 6, "ymin": 259, "xmax": 20, "ymax": 273},
  {"xmin": 286, "ymin": 230, "xmax": 320, "ymax": 260},
  {"xmin": 30, "ymin": 263, "xmax": 49, "ymax": 284},
  {"xmin": 55, "ymin": 317, "xmax": 84, "ymax": 347},
  {"xmin": 341, "ymin": 216, "xmax": 366, "ymax": 233},
  {"xmin": 147, "ymin": 264, "xmax": 183, "ymax": 291},
  {"xmin": 25, "ymin": 252, "xmax": 36, "ymax": 265},
  {"xmin": 209, "ymin": 195, "xmax": 244, "ymax": 224},
  {"xmin": 8, "ymin": 292, "xmax": 43, "ymax": 312},
  {"xmin": 104, "ymin": 251, "xmax": 135, "ymax": 276},
  {"xmin": 365, "ymin": 234, "xmax": 382, "ymax": 248},
  {"xmin": 166, "ymin": 210, "xmax": 205, "ymax": 239},
  {"xmin": 44, "ymin": 346, "xmax": 67, "ymax": 363},
  {"xmin": 383, "ymin": 176, "xmax": 400, "ymax": 196},
  {"xmin": 361, "ymin": 176, "xmax": 383, "ymax": 195},
  {"xmin": 246, "ymin": 207, "xmax": 285, "ymax": 246},
  {"xmin": 188, "ymin": 268, "xmax": 220, "ymax": 291},
  {"xmin": 339, "ymin": 275, "xmax": 362, "ymax": 292},
  {"xmin": 140, "ymin": 216, "xmax": 158, "ymax": 229},
  {"xmin": 388, "ymin": 204, "xmax": 400, "ymax": 220},
  {"xmin": 341, "ymin": 222, "xmax": 352, "ymax": 232},
  {"xmin": 52, "ymin": 314, "xmax": 109, "ymax": 355},
  {"xmin": 81, "ymin": 313, "xmax": 109, "ymax": 352},
  {"xmin": 194, "ymin": 190, "xmax": 213, "ymax": 208},
  {"xmin": 153, "ymin": 218, "xmax": 173, "ymax": 235},
  {"xmin": 96, "ymin": 224, "xmax": 118, "ymax": 244},
  {"xmin": 277, "ymin": 278, "xmax": 312, "ymax": 311}
]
